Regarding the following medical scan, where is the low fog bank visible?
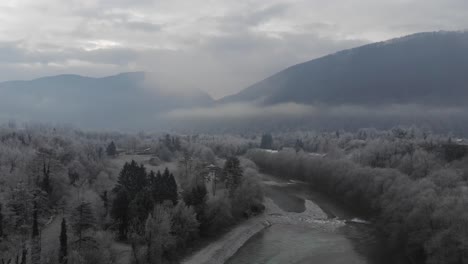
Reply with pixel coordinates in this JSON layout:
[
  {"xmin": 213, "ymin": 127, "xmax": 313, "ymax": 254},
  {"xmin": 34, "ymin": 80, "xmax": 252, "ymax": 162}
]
[
  {"xmin": 2, "ymin": 102, "xmax": 468, "ymax": 135},
  {"xmin": 163, "ymin": 103, "xmax": 468, "ymax": 135}
]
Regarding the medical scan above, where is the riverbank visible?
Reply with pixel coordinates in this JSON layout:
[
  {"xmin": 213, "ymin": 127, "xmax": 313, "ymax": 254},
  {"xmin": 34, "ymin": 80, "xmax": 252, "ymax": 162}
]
[
  {"xmin": 233, "ymin": 174, "xmax": 410, "ymax": 264},
  {"xmin": 181, "ymin": 171, "xmax": 336, "ymax": 264},
  {"xmin": 181, "ymin": 215, "xmax": 272, "ymax": 264},
  {"xmin": 181, "ymin": 195, "xmax": 337, "ymax": 264}
]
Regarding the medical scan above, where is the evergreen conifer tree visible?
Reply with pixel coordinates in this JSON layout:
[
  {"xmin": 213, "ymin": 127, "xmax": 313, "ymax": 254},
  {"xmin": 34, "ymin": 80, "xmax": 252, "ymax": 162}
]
[
  {"xmin": 71, "ymin": 202, "xmax": 95, "ymax": 249},
  {"xmin": 8, "ymin": 181, "xmax": 34, "ymax": 237},
  {"xmin": 31, "ymin": 201, "xmax": 41, "ymax": 264},
  {"xmin": 113, "ymin": 160, "xmax": 147, "ymax": 199},
  {"xmin": 0, "ymin": 203, "xmax": 3, "ymax": 237},
  {"xmin": 165, "ymin": 169, "xmax": 178, "ymax": 205},
  {"xmin": 151, "ymin": 170, "xmax": 163, "ymax": 204},
  {"xmin": 20, "ymin": 246, "xmax": 27, "ymax": 264},
  {"xmin": 111, "ymin": 190, "xmax": 130, "ymax": 240},
  {"xmin": 42, "ymin": 161, "xmax": 52, "ymax": 194},
  {"xmin": 129, "ymin": 190, "xmax": 154, "ymax": 234},
  {"xmin": 100, "ymin": 190, "xmax": 109, "ymax": 217},
  {"xmin": 223, "ymin": 157, "xmax": 243, "ymax": 196},
  {"xmin": 106, "ymin": 141, "xmax": 117, "ymax": 157},
  {"xmin": 183, "ymin": 184, "xmax": 207, "ymax": 222},
  {"xmin": 260, "ymin": 133, "xmax": 273, "ymax": 149},
  {"xmin": 59, "ymin": 218, "xmax": 68, "ymax": 264},
  {"xmin": 151, "ymin": 168, "xmax": 178, "ymax": 205}
]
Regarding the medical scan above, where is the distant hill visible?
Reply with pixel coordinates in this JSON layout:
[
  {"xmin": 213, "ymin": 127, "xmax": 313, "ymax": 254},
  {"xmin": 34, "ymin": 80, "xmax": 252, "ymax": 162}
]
[
  {"xmin": 0, "ymin": 72, "xmax": 213, "ymax": 130},
  {"xmin": 220, "ymin": 31, "xmax": 468, "ymax": 106}
]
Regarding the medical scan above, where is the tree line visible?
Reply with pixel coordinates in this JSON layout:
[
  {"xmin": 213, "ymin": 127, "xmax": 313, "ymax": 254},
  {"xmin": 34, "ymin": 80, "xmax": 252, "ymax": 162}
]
[{"xmin": 248, "ymin": 129, "xmax": 468, "ymax": 264}]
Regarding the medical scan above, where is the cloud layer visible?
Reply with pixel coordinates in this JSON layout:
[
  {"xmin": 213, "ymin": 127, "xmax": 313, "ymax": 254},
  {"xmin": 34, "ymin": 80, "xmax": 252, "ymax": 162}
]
[
  {"xmin": 165, "ymin": 103, "xmax": 466, "ymax": 120},
  {"xmin": 163, "ymin": 103, "xmax": 468, "ymax": 135},
  {"xmin": 1, "ymin": 0, "xmax": 467, "ymax": 98}
]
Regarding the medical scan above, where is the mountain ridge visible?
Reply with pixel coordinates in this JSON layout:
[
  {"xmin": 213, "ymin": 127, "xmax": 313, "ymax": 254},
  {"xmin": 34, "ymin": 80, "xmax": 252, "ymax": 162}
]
[
  {"xmin": 219, "ymin": 31, "xmax": 468, "ymax": 106},
  {"xmin": 0, "ymin": 71, "xmax": 213, "ymax": 130}
]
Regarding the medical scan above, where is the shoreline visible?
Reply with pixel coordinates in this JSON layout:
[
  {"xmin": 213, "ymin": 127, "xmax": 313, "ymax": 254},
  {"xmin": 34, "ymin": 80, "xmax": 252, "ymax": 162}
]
[
  {"xmin": 181, "ymin": 197, "xmax": 331, "ymax": 264},
  {"xmin": 181, "ymin": 216, "xmax": 271, "ymax": 264}
]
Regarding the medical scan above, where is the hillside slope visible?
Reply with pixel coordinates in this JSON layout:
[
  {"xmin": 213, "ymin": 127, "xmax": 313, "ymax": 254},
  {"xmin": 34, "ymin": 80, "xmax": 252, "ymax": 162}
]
[
  {"xmin": 220, "ymin": 31, "xmax": 468, "ymax": 106},
  {"xmin": 0, "ymin": 72, "xmax": 213, "ymax": 129}
]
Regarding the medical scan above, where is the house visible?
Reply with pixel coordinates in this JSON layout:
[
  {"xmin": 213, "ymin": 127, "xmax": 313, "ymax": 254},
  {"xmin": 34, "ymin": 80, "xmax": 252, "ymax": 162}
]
[{"xmin": 136, "ymin": 147, "xmax": 153, "ymax": 155}]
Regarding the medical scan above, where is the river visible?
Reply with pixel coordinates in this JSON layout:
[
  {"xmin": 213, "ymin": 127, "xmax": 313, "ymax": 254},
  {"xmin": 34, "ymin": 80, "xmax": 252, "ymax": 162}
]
[{"xmin": 226, "ymin": 174, "xmax": 409, "ymax": 264}]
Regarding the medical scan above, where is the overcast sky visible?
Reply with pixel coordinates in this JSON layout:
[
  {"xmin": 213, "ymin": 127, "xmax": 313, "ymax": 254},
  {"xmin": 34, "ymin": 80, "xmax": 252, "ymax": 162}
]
[{"xmin": 0, "ymin": 0, "xmax": 467, "ymax": 98}]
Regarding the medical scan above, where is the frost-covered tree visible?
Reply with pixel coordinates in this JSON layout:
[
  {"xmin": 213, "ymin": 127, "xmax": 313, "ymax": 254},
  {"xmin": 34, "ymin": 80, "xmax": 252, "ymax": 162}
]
[
  {"xmin": 71, "ymin": 202, "xmax": 95, "ymax": 249},
  {"xmin": 144, "ymin": 205, "xmax": 174, "ymax": 263},
  {"xmin": 8, "ymin": 181, "xmax": 34, "ymax": 236},
  {"xmin": 171, "ymin": 202, "xmax": 199, "ymax": 249},
  {"xmin": 202, "ymin": 195, "xmax": 234, "ymax": 236},
  {"xmin": 232, "ymin": 168, "xmax": 264, "ymax": 218}
]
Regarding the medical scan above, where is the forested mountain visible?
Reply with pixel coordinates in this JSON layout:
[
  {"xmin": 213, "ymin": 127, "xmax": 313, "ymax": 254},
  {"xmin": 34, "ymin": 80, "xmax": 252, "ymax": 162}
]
[
  {"xmin": 220, "ymin": 31, "xmax": 468, "ymax": 106},
  {"xmin": 0, "ymin": 72, "xmax": 213, "ymax": 130}
]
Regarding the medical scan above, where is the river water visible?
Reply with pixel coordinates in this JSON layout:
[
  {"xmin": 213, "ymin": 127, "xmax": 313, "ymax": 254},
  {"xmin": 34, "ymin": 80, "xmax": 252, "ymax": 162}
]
[{"xmin": 226, "ymin": 175, "xmax": 409, "ymax": 264}]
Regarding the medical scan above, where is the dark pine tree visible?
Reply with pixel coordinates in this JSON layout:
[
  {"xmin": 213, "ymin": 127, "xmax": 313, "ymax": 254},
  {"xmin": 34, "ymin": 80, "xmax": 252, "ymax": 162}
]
[
  {"xmin": 183, "ymin": 184, "xmax": 207, "ymax": 222},
  {"xmin": 32, "ymin": 201, "xmax": 39, "ymax": 238},
  {"xmin": 150, "ymin": 168, "xmax": 178, "ymax": 205},
  {"xmin": 128, "ymin": 189, "xmax": 154, "ymax": 235},
  {"xmin": 151, "ymin": 170, "xmax": 164, "ymax": 204},
  {"xmin": 113, "ymin": 161, "xmax": 148, "ymax": 200},
  {"xmin": 223, "ymin": 156, "xmax": 243, "ymax": 196},
  {"xmin": 148, "ymin": 170, "xmax": 156, "ymax": 185},
  {"xmin": 59, "ymin": 218, "xmax": 68, "ymax": 264},
  {"xmin": 20, "ymin": 246, "xmax": 27, "ymax": 264},
  {"xmin": 0, "ymin": 203, "xmax": 3, "ymax": 237},
  {"xmin": 162, "ymin": 168, "xmax": 178, "ymax": 204},
  {"xmin": 42, "ymin": 161, "xmax": 52, "ymax": 194},
  {"xmin": 260, "ymin": 133, "xmax": 273, "ymax": 149},
  {"xmin": 111, "ymin": 190, "xmax": 130, "ymax": 240},
  {"xmin": 31, "ymin": 201, "xmax": 41, "ymax": 264},
  {"xmin": 166, "ymin": 171, "xmax": 178, "ymax": 205},
  {"xmin": 100, "ymin": 190, "xmax": 109, "ymax": 217},
  {"xmin": 106, "ymin": 141, "xmax": 117, "ymax": 157}
]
